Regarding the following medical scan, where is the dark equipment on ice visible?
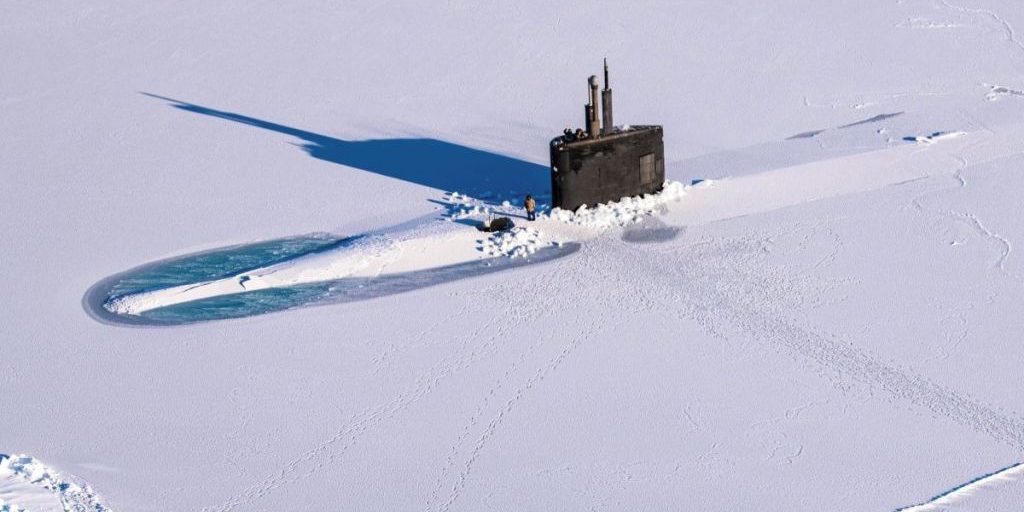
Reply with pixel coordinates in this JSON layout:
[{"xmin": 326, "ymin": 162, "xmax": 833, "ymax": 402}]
[
  {"xmin": 549, "ymin": 59, "xmax": 665, "ymax": 211},
  {"xmin": 477, "ymin": 216, "xmax": 515, "ymax": 232}
]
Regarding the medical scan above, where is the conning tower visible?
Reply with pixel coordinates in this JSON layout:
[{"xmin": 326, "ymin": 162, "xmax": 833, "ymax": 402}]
[{"xmin": 549, "ymin": 61, "xmax": 665, "ymax": 211}]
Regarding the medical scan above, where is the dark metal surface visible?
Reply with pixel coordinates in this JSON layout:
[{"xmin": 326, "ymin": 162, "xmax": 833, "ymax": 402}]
[
  {"xmin": 548, "ymin": 61, "xmax": 665, "ymax": 211},
  {"xmin": 550, "ymin": 126, "xmax": 665, "ymax": 211},
  {"xmin": 601, "ymin": 59, "xmax": 614, "ymax": 135},
  {"xmin": 587, "ymin": 75, "xmax": 600, "ymax": 138},
  {"xmin": 476, "ymin": 216, "xmax": 515, "ymax": 232}
]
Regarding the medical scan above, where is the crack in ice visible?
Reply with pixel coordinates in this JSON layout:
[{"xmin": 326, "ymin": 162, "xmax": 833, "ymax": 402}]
[{"xmin": 896, "ymin": 462, "xmax": 1024, "ymax": 511}]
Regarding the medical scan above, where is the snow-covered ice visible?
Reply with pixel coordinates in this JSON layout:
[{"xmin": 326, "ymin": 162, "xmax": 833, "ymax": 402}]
[{"xmin": 6, "ymin": 1, "xmax": 1024, "ymax": 510}]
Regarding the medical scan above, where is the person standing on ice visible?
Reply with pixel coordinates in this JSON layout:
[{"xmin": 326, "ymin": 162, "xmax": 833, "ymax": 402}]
[{"xmin": 524, "ymin": 194, "xmax": 536, "ymax": 221}]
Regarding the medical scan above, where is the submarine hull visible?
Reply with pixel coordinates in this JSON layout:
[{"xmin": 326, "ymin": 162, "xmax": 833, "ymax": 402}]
[{"xmin": 550, "ymin": 126, "xmax": 665, "ymax": 211}]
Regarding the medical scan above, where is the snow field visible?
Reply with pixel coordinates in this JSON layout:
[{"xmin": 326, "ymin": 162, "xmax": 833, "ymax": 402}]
[{"xmin": 9, "ymin": 0, "xmax": 1024, "ymax": 509}]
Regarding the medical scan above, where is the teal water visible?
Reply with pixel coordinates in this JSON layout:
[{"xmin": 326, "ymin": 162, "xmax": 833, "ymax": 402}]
[
  {"xmin": 137, "ymin": 280, "xmax": 337, "ymax": 324},
  {"xmin": 105, "ymin": 234, "xmax": 352, "ymax": 301},
  {"xmin": 88, "ymin": 235, "xmax": 579, "ymax": 326}
]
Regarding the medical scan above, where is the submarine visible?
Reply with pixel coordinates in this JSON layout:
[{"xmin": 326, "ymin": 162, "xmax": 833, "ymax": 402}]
[{"xmin": 549, "ymin": 60, "xmax": 665, "ymax": 211}]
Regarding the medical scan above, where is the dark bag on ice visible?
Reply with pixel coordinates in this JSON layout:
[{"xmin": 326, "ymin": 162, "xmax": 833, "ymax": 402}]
[{"xmin": 478, "ymin": 216, "xmax": 514, "ymax": 232}]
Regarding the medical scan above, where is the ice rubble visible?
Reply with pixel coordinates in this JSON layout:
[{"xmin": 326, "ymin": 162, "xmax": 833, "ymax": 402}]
[
  {"xmin": 478, "ymin": 227, "xmax": 548, "ymax": 258},
  {"xmin": 0, "ymin": 454, "xmax": 110, "ymax": 512},
  {"xmin": 474, "ymin": 181, "xmax": 695, "ymax": 258},
  {"xmin": 546, "ymin": 180, "xmax": 691, "ymax": 229}
]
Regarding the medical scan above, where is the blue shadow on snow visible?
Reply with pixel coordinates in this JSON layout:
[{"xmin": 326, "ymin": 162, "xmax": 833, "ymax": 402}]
[{"xmin": 141, "ymin": 93, "xmax": 549, "ymax": 199}]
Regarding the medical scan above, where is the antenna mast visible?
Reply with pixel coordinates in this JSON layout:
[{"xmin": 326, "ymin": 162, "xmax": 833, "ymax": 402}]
[{"xmin": 601, "ymin": 58, "xmax": 614, "ymax": 135}]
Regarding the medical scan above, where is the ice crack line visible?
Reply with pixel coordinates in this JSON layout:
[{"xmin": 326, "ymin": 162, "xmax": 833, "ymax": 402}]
[
  {"xmin": 950, "ymin": 209, "xmax": 1013, "ymax": 273},
  {"xmin": 903, "ymin": 134, "xmax": 1016, "ymax": 278},
  {"xmin": 940, "ymin": 0, "xmax": 1024, "ymax": 57},
  {"xmin": 895, "ymin": 461, "xmax": 1024, "ymax": 511}
]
